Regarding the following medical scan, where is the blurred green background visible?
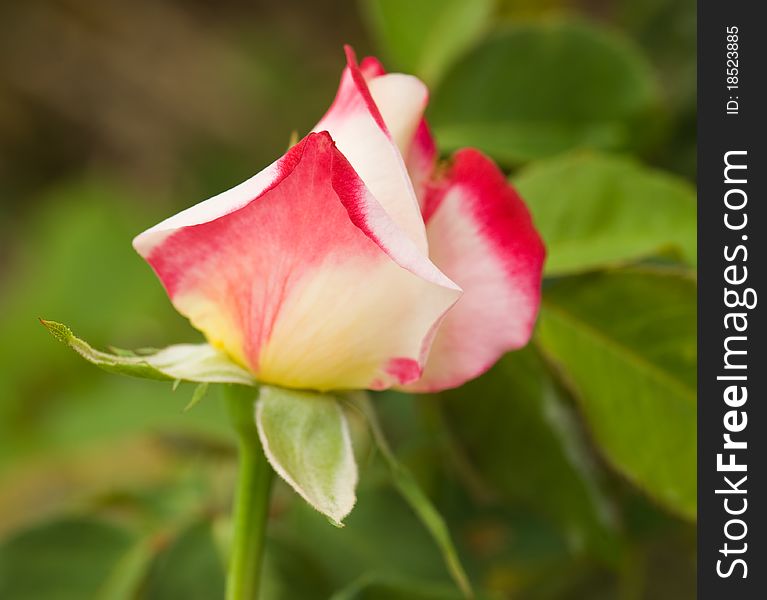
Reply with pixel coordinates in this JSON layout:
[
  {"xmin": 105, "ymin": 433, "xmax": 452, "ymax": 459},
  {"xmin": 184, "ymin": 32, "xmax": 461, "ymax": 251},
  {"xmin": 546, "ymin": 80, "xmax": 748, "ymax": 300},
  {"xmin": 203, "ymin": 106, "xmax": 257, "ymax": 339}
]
[{"xmin": 0, "ymin": 0, "xmax": 696, "ymax": 598}]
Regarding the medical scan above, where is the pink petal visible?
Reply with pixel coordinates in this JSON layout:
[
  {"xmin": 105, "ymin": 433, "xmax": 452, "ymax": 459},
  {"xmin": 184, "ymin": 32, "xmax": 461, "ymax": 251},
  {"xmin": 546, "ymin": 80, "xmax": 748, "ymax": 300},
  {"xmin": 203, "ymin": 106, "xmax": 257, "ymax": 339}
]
[
  {"xmin": 359, "ymin": 56, "xmax": 386, "ymax": 79},
  {"xmin": 313, "ymin": 47, "xmax": 428, "ymax": 253},
  {"xmin": 353, "ymin": 53, "xmax": 437, "ymax": 204},
  {"xmin": 134, "ymin": 132, "xmax": 460, "ymax": 392},
  {"xmin": 407, "ymin": 149, "xmax": 545, "ymax": 393},
  {"xmin": 406, "ymin": 119, "xmax": 438, "ymax": 206}
]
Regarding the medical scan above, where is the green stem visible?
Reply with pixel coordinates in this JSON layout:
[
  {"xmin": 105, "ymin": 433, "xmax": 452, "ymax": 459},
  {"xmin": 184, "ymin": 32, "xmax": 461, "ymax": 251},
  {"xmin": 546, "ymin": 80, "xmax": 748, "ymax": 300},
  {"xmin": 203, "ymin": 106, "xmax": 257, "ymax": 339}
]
[{"xmin": 225, "ymin": 385, "xmax": 274, "ymax": 600}]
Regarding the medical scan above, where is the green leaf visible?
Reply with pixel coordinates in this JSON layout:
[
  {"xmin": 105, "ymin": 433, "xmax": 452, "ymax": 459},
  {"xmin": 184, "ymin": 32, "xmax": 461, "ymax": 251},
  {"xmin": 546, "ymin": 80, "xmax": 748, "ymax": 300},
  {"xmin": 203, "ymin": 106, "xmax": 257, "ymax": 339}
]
[
  {"xmin": 429, "ymin": 20, "xmax": 657, "ymax": 163},
  {"xmin": 143, "ymin": 520, "xmax": 225, "ymax": 600},
  {"xmin": 0, "ymin": 518, "xmax": 136, "ymax": 600},
  {"xmin": 513, "ymin": 153, "xmax": 696, "ymax": 275},
  {"xmin": 350, "ymin": 394, "xmax": 473, "ymax": 599},
  {"xmin": 536, "ymin": 268, "xmax": 696, "ymax": 519},
  {"xmin": 440, "ymin": 346, "xmax": 619, "ymax": 559},
  {"xmin": 41, "ymin": 320, "xmax": 255, "ymax": 385},
  {"xmin": 256, "ymin": 386, "xmax": 358, "ymax": 526},
  {"xmin": 362, "ymin": 0, "xmax": 493, "ymax": 85}
]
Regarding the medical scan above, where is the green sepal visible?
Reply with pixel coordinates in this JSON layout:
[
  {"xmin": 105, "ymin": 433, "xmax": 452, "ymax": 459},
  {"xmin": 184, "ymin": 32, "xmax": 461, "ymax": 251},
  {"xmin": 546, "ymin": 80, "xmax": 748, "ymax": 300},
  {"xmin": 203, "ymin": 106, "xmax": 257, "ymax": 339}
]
[
  {"xmin": 347, "ymin": 392, "xmax": 474, "ymax": 599},
  {"xmin": 256, "ymin": 386, "xmax": 358, "ymax": 527},
  {"xmin": 40, "ymin": 319, "xmax": 255, "ymax": 385}
]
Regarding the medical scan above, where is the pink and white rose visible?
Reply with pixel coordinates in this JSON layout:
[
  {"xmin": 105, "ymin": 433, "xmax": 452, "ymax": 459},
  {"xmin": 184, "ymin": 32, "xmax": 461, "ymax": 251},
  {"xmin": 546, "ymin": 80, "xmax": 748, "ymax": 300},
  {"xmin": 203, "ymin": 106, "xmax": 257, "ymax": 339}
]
[{"xmin": 133, "ymin": 47, "xmax": 545, "ymax": 393}]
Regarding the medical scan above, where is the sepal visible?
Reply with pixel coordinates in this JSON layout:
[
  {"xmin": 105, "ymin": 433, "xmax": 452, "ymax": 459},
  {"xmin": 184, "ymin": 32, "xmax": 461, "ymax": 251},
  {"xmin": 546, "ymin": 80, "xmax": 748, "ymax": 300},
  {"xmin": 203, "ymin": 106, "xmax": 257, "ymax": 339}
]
[
  {"xmin": 40, "ymin": 319, "xmax": 255, "ymax": 385},
  {"xmin": 255, "ymin": 386, "xmax": 358, "ymax": 526},
  {"xmin": 347, "ymin": 392, "xmax": 473, "ymax": 598}
]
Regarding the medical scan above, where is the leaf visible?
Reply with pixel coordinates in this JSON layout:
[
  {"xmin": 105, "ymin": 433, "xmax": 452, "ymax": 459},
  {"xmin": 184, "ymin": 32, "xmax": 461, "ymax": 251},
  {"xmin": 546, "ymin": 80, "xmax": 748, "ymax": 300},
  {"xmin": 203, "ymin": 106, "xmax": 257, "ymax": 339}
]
[
  {"xmin": 349, "ymin": 394, "xmax": 474, "ymax": 599},
  {"xmin": 536, "ymin": 268, "xmax": 696, "ymax": 519},
  {"xmin": 513, "ymin": 153, "xmax": 696, "ymax": 275},
  {"xmin": 440, "ymin": 346, "xmax": 619, "ymax": 559},
  {"xmin": 362, "ymin": 0, "xmax": 493, "ymax": 84},
  {"xmin": 41, "ymin": 320, "xmax": 255, "ymax": 385},
  {"xmin": 429, "ymin": 20, "xmax": 657, "ymax": 164},
  {"xmin": 0, "ymin": 518, "xmax": 136, "ymax": 600},
  {"xmin": 256, "ymin": 386, "xmax": 358, "ymax": 526},
  {"xmin": 143, "ymin": 520, "xmax": 226, "ymax": 600}
]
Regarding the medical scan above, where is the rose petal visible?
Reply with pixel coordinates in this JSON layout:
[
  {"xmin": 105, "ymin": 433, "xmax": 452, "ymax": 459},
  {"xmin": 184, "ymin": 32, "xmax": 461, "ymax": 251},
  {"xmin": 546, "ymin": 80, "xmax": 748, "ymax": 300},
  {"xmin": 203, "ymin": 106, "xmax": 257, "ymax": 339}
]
[
  {"xmin": 356, "ymin": 55, "xmax": 437, "ymax": 205},
  {"xmin": 405, "ymin": 119, "xmax": 438, "ymax": 206},
  {"xmin": 359, "ymin": 56, "xmax": 386, "ymax": 79},
  {"xmin": 313, "ymin": 46, "xmax": 428, "ymax": 253},
  {"xmin": 134, "ymin": 132, "xmax": 460, "ymax": 391},
  {"xmin": 406, "ymin": 149, "xmax": 545, "ymax": 392},
  {"xmin": 365, "ymin": 74, "xmax": 428, "ymax": 158},
  {"xmin": 133, "ymin": 151, "xmax": 289, "ymax": 257}
]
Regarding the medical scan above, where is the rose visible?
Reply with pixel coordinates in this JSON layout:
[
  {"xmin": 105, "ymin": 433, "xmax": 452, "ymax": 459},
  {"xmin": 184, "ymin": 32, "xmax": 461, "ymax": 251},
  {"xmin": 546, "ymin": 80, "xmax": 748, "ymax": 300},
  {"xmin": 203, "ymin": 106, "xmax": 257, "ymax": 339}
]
[
  {"xmin": 41, "ymin": 46, "xmax": 548, "ymax": 592},
  {"xmin": 132, "ymin": 46, "xmax": 545, "ymax": 394}
]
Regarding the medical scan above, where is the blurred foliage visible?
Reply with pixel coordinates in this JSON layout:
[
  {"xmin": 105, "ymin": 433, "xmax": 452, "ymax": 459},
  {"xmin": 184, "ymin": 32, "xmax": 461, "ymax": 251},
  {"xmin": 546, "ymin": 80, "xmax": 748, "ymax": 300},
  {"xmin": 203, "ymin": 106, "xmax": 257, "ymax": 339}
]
[
  {"xmin": 537, "ymin": 268, "xmax": 696, "ymax": 519},
  {"xmin": 429, "ymin": 20, "xmax": 658, "ymax": 165},
  {"xmin": 0, "ymin": 517, "xmax": 138, "ymax": 599},
  {"xmin": 440, "ymin": 347, "xmax": 619, "ymax": 561},
  {"xmin": 514, "ymin": 153, "xmax": 696, "ymax": 275},
  {"xmin": 1, "ymin": 0, "xmax": 695, "ymax": 598},
  {"xmin": 362, "ymin": 0, "xmax": 494, "ymax": 86}
]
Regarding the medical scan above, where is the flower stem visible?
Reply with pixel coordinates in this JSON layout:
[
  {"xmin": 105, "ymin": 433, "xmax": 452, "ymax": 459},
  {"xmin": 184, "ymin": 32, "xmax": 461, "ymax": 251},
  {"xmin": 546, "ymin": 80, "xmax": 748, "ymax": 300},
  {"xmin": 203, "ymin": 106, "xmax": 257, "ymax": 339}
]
[{"xmin": 225, "ymin": 385, "xmax": 273, "ymax": 600}]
